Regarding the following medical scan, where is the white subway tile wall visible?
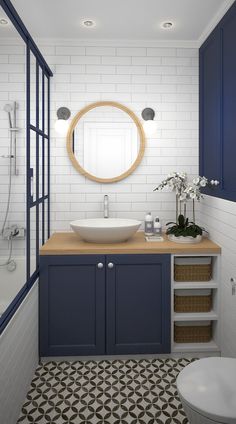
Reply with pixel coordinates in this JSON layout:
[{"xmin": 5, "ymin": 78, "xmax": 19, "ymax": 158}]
[
  {"xmin": 0, "ymin": 39, "xmax": 26, "ymax": 257},
  {"xmin": 200, "ymin": 197, "xmax": 236, "ymax": 357},
  {"xmin": 0, "ymin": 282, "xmax": 39, "ymax": 424},
  {"xmin": 40, "ymin": 42, "xmax": 199, "ymax": 232}
]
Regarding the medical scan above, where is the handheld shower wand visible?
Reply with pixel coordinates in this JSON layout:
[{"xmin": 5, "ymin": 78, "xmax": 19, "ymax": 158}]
[
  {"xmin": 2, "ymin": 102, "xmax": 18, "ymax": 175},
  {"xmin": 3, "ymin": 103, "xmax": 13, "ymax": 128},
  {"xmin": 0, "ymin": 102, "xmax": 19, "ymax": 269}
]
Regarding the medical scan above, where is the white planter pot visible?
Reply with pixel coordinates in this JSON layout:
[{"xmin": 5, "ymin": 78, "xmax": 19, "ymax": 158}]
[{"xmin": 168, "ymin": 234, "xmax": 202, "ymax": 244}]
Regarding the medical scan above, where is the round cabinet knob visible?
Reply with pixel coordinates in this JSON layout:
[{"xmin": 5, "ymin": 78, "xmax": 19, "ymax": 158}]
[
  {"xmin": 97, "ymin": 263, "xmax": 104, "ymax": 269},
  {"xmin": 108, "ymin": 262, "xmax": 114, "ymax": 269}
]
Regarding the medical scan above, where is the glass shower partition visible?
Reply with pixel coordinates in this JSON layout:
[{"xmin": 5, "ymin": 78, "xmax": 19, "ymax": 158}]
[
  {"xmin": 0, "ymin": 8, "xmax": 27, "ymax": 318},
  {"xmin": 0, "ymin": 0, "xmax": 52, "ymax": 332},
  {"xmin": 27, "ymin": 52, "xmax": 50, "ymax": 280}
]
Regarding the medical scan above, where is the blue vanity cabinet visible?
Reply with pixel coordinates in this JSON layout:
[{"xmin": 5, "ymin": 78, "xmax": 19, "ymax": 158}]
[
  {"xmin": 106, "ymin": 254, "xmax": 171, "ymax": 355},
  {"xmin": 39, "ymin": 255, "xmax": 106, "ymax": 356},
  {"xmin": 199, "ymin": 1, "xmax": 236, "ymax": 201},
  {"xmin": 39, "ymin": 253, "xmax": 171, "ymax": 356}
]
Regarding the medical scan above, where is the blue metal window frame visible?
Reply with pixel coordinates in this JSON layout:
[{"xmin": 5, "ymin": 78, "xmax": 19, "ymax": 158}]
[{"xmin": 0, "ymin": 0, "xmax": 53, "ymax": 334}]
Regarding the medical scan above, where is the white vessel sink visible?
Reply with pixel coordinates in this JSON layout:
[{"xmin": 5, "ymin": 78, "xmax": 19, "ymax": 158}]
[{"xmin": 70, "ymin": 218, "xmax": 141, "ymax": 243}]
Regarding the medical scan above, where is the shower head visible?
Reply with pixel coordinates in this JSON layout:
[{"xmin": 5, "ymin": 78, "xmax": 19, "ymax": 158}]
[
  {"xmin": 3, "ymin": 104, "xmax": 13, "ymax": 113},
  {"xmin": 3, "ymin": 103, "xmax": 13, "ymax": 128}
]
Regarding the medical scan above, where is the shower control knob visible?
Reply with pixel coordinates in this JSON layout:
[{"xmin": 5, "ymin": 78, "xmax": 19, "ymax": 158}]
[
  {"xmin": 97, "ymin": 262, "xmax": 104, "ymax": 269},
  {"xmin": 108, "ymin": 262, "xmax": 114, "ymax": 269}
]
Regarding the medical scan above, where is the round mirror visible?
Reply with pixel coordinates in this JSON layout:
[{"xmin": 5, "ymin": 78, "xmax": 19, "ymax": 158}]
[{"xmin": 66, "ymin": 101, "xmax": 145, "ymax": 183}]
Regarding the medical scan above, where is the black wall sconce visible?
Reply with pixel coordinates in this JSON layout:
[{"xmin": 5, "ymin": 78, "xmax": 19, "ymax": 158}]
[
  {"xmin": 55, "ymin": 107, "xmax": 71, "ymax": 135},
  {"xmin": 141, "ymin": 107, "xmax": 157, "ymax": 136}
]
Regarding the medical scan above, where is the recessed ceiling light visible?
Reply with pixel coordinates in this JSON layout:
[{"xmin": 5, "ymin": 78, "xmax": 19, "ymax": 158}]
[
  {"xmin": 0, "ymin": 18, "xmax": 8, "ymax": 25},
  {"xmin": 82, "ymin": 19, "xmax": 96, "ymax": 28},
  {"xmin": 161, "ymin": 21, "xmax": 174, "ymax": 29}
]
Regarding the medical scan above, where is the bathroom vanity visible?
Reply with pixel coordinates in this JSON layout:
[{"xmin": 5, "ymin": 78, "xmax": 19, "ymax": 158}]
[{"xmin": 39, "ymin": 232, "xmax": 221, "ymax": 357}]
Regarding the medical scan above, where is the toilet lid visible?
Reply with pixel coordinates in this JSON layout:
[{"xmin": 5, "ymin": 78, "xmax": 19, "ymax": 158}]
[{"xmin": 177, "ymin": 357, "xmax": 236, "ymax": 424}]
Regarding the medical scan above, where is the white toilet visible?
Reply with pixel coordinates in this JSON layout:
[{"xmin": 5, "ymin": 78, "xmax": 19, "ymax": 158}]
[{"xmin": 177, "ymin": 357, "xmax": 236, "ymax": 424}]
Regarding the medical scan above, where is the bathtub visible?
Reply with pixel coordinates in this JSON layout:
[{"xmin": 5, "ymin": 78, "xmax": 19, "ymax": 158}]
[{"xmin": 0, "ymin": 257, "xmax": 26, "ymax": 316}]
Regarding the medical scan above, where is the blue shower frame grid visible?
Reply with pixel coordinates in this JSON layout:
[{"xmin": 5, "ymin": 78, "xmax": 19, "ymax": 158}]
[
  {"xmin": 0, "ymin": 0, "xmax": 53, "ymax": 334},
  {"xmin": 28, "ymin": 54, "xmax": 50, "ymax": 275}
]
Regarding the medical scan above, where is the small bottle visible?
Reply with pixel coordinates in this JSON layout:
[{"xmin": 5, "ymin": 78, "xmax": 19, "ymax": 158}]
[
  {"xmin": 145, "ymin": 212, "xmax": 154, "ymax": 236},
  {"xmin": 154, "ymin": 217, "xmax": 162, "ymax": 235}
]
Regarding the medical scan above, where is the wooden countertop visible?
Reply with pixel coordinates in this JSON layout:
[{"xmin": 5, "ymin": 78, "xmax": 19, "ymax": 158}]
[{"xmin": 40, "ymin": 232, "xmax": 221, "ymax": 255}]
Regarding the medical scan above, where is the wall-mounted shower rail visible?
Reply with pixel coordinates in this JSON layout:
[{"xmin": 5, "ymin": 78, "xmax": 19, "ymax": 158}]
[
  {"xmin": 11, "ymin": 101, "xmax": 18, "ymax": 175},
  {"xmin": 8, "ymin": 101, "xmax": 19, "ymax": 176},
  {"xmin": 2, "ymin": 102, "xmax": 19, "ymax": 175}
]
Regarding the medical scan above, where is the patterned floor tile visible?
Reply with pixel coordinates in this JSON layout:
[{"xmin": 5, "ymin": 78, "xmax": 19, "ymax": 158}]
[{"xmin": 17, "ymin": 357, "xmax": 196, "ymax": 423}]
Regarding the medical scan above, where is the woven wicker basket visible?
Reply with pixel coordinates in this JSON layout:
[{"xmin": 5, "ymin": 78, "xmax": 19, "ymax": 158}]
[
  {"xmin": 174, "ymin": 263, "xmax": 212, "ymax": 282},
  {"xmin": 174, "ymin": 322, "xmax": 212, "ymax": 343},
  {"xmin": 174, "ymin": 293, "xmax": 212, "ymax": 313}
]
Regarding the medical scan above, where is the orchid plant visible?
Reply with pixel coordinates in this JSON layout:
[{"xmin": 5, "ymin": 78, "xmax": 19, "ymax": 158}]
[{"xmin": 154, "ymin": 172, "xmax": 219, "ymax": 223}]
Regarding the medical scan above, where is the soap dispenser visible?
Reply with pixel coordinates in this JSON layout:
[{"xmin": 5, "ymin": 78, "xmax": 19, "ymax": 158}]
[
  {"xmin": 154, "ymin": 216, "xmax": 162, "ymax": 235},
  {"xmin": 144, "ymin": 212, "xmax": 154, "ymax": 236}
]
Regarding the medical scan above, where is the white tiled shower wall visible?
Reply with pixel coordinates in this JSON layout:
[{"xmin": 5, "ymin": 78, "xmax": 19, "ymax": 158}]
[
  {"xmin": 38, "ymin": 41, "xmax": 199, "ymax": 232},
  {"xmin": 0, "ymin": 39, "xmax": 26, "ymax": 257}
]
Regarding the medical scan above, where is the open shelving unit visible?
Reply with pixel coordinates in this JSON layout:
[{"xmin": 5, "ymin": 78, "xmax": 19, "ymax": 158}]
[
  {"xmin": 172, "ymin": 340, "xmax": 219, "ymax": 353},
  {"xmin": 171, "ymin": 253, "xmax": 221, "ymax": 354},
  {"xmin": 173, "ymin": 311, "xmax": 218, "ymax": 321}
]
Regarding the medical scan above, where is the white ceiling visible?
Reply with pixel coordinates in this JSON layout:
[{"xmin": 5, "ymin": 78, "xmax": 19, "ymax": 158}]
[
  {"xmin": 1, "ymin": 0, "xmax": 235, "ymax": 43},
  {"xmin": 0, "ymin": 8, "xmax": 20, "ymax": 37}
]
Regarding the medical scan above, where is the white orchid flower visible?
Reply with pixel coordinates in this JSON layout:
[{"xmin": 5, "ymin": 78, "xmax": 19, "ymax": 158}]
[{"xmin": 154, "ymin": 172, "xmax": 218, "ymax": 201}]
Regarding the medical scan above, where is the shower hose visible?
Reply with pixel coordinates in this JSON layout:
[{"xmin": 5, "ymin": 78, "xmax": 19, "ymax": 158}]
[{"xmin": 0, "ymin": 129, "xmax": 15, "ymax": 268}]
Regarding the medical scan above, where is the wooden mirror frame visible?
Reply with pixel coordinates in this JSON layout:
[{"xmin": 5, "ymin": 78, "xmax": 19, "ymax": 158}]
[{"xmin": 66, "ymin": 101, "xmax": 146, "ymax": 183}]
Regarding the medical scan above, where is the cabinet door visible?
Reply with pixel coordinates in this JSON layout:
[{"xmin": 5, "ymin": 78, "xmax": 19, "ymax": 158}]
[
  {"xmin": 199, "ymin": 28, "xmax": 221, "ymax": 187},
  {"xmin": 106, "ymin": 254, "xmax": 171, "ymax": 355},
  {"xmin": 199, "ymin": 2, "xmax": 236, "ymax": 201},
  {"xmin": 221, "ymin": 6, "xmax": 236, "ymax": 198},
  {"xmin": 39, "ymin": 255, "xmax": 105, "ymax": 356}
]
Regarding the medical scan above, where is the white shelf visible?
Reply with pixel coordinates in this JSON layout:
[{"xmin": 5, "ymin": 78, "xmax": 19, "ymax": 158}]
[
  {"xmin": 174, "ymin": 280, "xmax": 218, "ymax": 289},
  {"xmin": 172, "ymin": 340, "xmax": 220, "ymax": 353},
  {"xmin": 173, "ymin": 310, "xmax": 218, "ymax": 321},
  {"xmin": 171, "ymin": 253, "xmax": 221, "ymax": 354}
]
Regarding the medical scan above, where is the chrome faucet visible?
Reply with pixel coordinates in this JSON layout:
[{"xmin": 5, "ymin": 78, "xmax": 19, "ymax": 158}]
[{"xmin": 104, "ymin": 195, "xmax": 109, "ymax": 218}]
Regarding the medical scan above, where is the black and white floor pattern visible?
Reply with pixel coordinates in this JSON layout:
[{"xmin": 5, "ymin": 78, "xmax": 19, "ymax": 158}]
[{"xmin": 18, "ymin": 357, "xmax": 195, "ymax": 423}]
